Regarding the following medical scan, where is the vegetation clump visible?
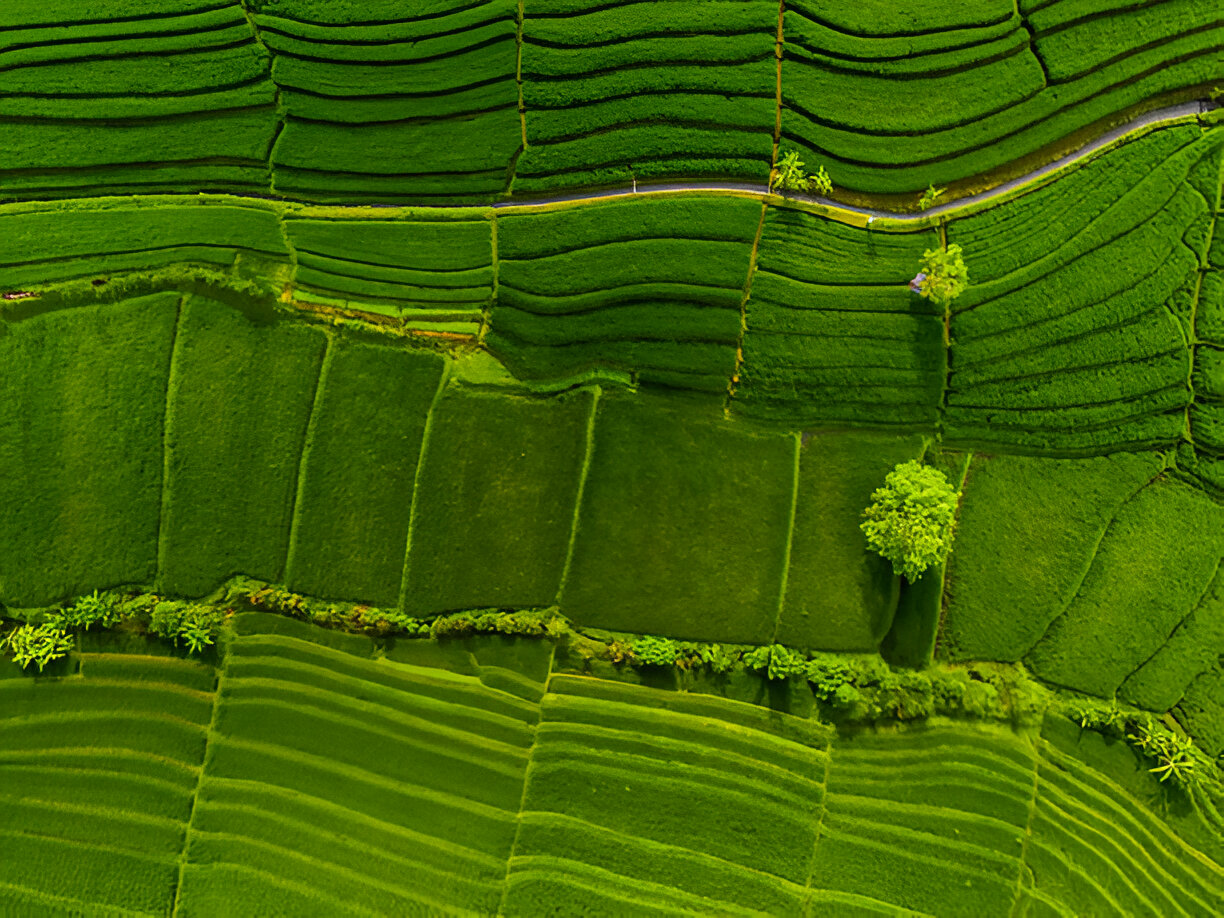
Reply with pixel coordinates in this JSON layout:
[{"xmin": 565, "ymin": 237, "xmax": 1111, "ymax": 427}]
[
  {"xmin": 49, "ymin": 589, "xmax": 123, "ymax": 631},
  {"xmin": 744, "ymin": 643, "xmax": 808, "ymax": 680},
  {"xmin": 1071, "ymin": 700, "xmax": 1220, "ymax": 795},
  {"xmin": 918, "ymin": 183, "xmax": 946, "ymax": 210},
  {"xmin": 1, "ymin": 623, "xmax": 74, "ymax": 671},
  {"xmin": 629, "ymin": 635, "xmax": 680, "ymax": 667},
  {"xmin": 861, "ymin": 461, "xmax": 961, "ymax": 581},
  {"xmin": 912, "ymin": 244, "xmax": 969, "ymax": 305},
  {"xmin": 771, "ymin": 150, "xmax": 833, "ymax": 196},
  {"xmin": 148, "ymin": 602, "xmax": 226, "ymax": 654}
]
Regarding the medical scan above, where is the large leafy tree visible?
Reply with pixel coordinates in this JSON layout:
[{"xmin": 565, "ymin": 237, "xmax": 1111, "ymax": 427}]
[{"xmin": 860, "ymin": 461, "xmax": 961, "ymax": 581}]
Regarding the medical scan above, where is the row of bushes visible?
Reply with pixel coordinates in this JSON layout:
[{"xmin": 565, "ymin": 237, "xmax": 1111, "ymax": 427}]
[
  {"xmin": 0, "ymin": 589, "xmax": 227, "ymax": 671},
  {"xmin": 2, "ymin": 581, "xmax": 1217, "ymax": 798}
]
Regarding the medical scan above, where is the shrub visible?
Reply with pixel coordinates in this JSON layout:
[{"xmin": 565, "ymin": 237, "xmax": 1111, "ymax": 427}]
[
  {"xmin": 860, "ymin": 461, "xmax": 961, "ymax": 581},
  {"xmin": 51, "ymin": 589, "xmax": 123, "ymax": 631},
  {"xmin": 148, "ymin": 602, "xmax": 225, "ymax": 654},
  {"xmin": 918, "ymin": 183, "xmax": 946, "ymax": 210},
  {"xmin": 630, "ymin": 635, "xmax": 679, "ymax": 667},
  {"xmin": 771, "ymin": 151, "xmax": 832, "ymax": 196},
  {"xmin": 744, "ymin": 644, "xmax": 807, "ymax": 681},
  {"xmin": 2, "ymin": 623, "xmax": 74, "ymax": 671},
  {"xmin": 808, "ymin": 165, "xmax": 833, "ymax": 196},
  {"xmin": 914, "ymin": 244, "xmax": 969, "ymax": 306},
  {"xmin": 771, "ymin": 150, "xmax": 807, "ymax": 193}
]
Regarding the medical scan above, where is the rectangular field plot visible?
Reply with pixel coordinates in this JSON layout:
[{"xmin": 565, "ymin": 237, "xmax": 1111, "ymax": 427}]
[
  {"xmin": 255, "ymin": 0, "xmax": 521, "ymax": 202},
  {"xmin": 0, "ymin": 648, "xmax": 214, "ymax": 916},
  {"xmin": 175, "ymin": 613, "xmax": 542, "ymax": 917},
  {"xmin": 402, "ymin": 385, "xmax": 594, "ymax": 615},
  {"xmin": 942, "ymin": 451, "xmax": 1163, "ymax": 663},
  {"xmin": 158, "ymin": 294, "xmax": 327, "ymax": 598},
  {"xmin": 284, "ymin": 215, "xmax": 493, "ymax": 325},
  {"xmin": 488, "ymin": 194, "xmax": 760, "ymax": 394},
  {"xmin": 0, "ymin": 3, "xmax": 277, "ymax": 199},
  {"xmin": 513, "ymin": 0, "xmax": 777, "ymax": 194},
  {"xmin": 1025, "ymin": 476, "xmax": 1224, "ymax": 699},
  {"xmin": 775, "ymin": 431, "xmax": 928, "ymax": 652},
  {"xmin": 561, "ymin": 391, "xmax": 796, "ymax": 643},
  {"xmin": 811, "ymin": 725, "xmax": 1037, "ymax": 916},
  {"xmin": 502, "ymin": 675, "xmax": 830, "ymax": 916},
  {"xmin": 284, "ymin": 336, "xmax": 445, "ymax": 606},
  {"xmin": 0, "ymin": 294, "xmax": 178, "ymax": 606},
  {"xmin": 943, "ymin": 127, "xmax": 1221, "ymax": 453},
  {"xmin": 736, "ymin": 207, "xmax": 944, "ymax": 430}
]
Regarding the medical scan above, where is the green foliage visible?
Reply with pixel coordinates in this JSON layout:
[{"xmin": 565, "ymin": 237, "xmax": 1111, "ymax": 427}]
[
  {"xmin": 50, "ymin": 589, "xmax": 124, "ymax": 631},
  {"xmin": 915, "ymin": 243, "xmax": 969, "ymax": 306},
  {"xmin": 1070, "ymin": 700, "xmax": 1219, "ymax": 795},
  {"xmin": 809, "ymin": 165, "xmax": 833, "ymax": 196},
  {"xmin": 771, "ymin": 151, "xmax": 832, "ymax": 196},
  {"xmin": 629, "ymin": 635, "xmax": 679, "ymax": 667},
  {"xmin": 861, "ymin": 461, "xmax": 961, "ymax": 581},
  {"xmin": 430, "ymin": 608, "xmax": 566, "ymax": 640},
  {"xmin": 147, "ymin": 601, "xmax": 226, "ymax": 655},
  {"xmin": 744, "ymin": 644, "xmax": 808, "ymax": 681},
  {"xmin": 772, "ymin": 150, "xmax": 807, "ymax": 193},
  {"xmin": 918, "ymin": 183, "xmax": 946, "ymax": 209},
  {"xmin": 1, "ymin": 623, "xmax": 74, "ymax": 671}
]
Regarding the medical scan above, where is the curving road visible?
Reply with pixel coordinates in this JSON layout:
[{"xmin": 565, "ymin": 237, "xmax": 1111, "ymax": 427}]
[{"xmin": 491, "ymin": 100, "xmax": 1214, "ymax": 222}]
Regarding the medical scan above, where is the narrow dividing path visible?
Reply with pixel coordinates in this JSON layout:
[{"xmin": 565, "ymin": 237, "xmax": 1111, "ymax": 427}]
[{"xmin": 488, "ymin": 101, "xmax": 1213, "ymax": 222}]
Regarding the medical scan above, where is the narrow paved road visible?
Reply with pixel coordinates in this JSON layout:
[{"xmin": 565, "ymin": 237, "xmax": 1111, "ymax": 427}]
[{"xmin": 492, "ymin": 100, "xmax": 1213, "ymax": 221}]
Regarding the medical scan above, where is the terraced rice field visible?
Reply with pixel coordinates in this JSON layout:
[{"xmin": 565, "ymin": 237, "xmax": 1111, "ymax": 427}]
[
  {"xmin": 1, "ymin": 0, "xmax": 1218, "ymax": 200},
  {"xmin": 1, "ymin": 620, "xmax": 1221, "ymax": 915},
  {"xmin": 2, "ymin": 0, "xmax": 1223, "ymax": 912}
]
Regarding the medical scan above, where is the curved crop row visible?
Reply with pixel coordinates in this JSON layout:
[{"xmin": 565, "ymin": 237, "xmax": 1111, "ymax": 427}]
[
  {"xmin": 2, "ymin": 621, "xmax": 1220, "ymax": 914},
  {"xmin": 0, "ymin": 0, "xmax": 1217, "ymax": 201}
]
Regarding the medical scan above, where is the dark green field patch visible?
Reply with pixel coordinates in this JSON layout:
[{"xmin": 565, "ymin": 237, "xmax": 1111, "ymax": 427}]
[
  {"xmin": 403, "ymin": 385, "xmax": 593, "ymax": 615},
  {"xmin": 942, "ymin": 451, "xmax": 1164, "ymax": 662},
  {"xmin": 561, "ymin": 392, "xmax": 795, "ymax": 643},
  {"xmin": 775, "ymin": 431, "xmax": 928, "ymax": 652},
  {"xmin": 0, "ymin": 294, "xmax": 178, "ymax": 605},
  {"xmin": 1025, "ymin": 477, "xmax": 1224, "ymax": 698},
  {"xmin": 158, "ymin": 295, "xmax": 327, "ymax": 597}
]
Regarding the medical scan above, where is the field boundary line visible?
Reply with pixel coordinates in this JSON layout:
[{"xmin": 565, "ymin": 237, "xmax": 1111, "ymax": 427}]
[
  {"xmin": 494, "ymin": 643, "xmax": 554, "ymax": 917},
  {"xmin": 554, "ymin": 386, "xmax": 600, "ymax": 605},
  {"xmin": 169, "ymin": 653, "xmax": 223, "ymax": 917},
  {"xmin": 479, "ymin": 211, "xmax": 498, "ymax": 345},
  {"xmin": 725, "ymin": 200, "xmax": 769, "ymax": 415},
  {"xmin": 769, "ymin": 432, "xmax": 802, "ymax": 645},
  {"xmin": 281, "ymin": 332, "xmax": 333, "ymax": 585},
  {"xmin": 238, "ymin": 0, "xmax": 282, "ymax": 195},
  {"xmin": 1118, "ymin": 555, "xmax": 1223, "ymax": 693},
  {"xmin": 154, "ymin": 293, "xmax": 187, "ymax": 592},
  {"xmin": 397, "ymin": 358, "xmax": 453, "ymax": 612},
  {"xmin": 771, "ymin": 0, "xmax": 785, "ymax": 171},
  {"xmin": 801, "ymin": 738, "xmax": 834, "ymax": 905},
  {"xmin": 1185, "ymin": 191, "xmax": 1219, "ymax": 443},
  {"xmin": 1007, "ymin": 735, "xmax": 1043, "ymax": 918}
]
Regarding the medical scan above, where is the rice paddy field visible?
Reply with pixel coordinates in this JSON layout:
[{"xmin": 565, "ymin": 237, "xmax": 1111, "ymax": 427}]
[{"xmin": 1, "ymin": 0, "xmax": 1222, "ymax": 915}]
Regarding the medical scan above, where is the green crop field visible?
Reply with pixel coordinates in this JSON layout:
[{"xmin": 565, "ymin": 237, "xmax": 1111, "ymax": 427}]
[{"xmin": 1, "ymin": 0, "xmax": 1222, "ymax": 914}]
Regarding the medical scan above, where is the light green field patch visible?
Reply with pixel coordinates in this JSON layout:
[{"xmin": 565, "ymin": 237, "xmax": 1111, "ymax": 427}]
[
  {"xmin": 1026, "ymin": 477, "xmax": 1224, "ymax": 698},
  {"xmin": 942, "ymin": 451, "xmax": 1164, "ymax": 662}
]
